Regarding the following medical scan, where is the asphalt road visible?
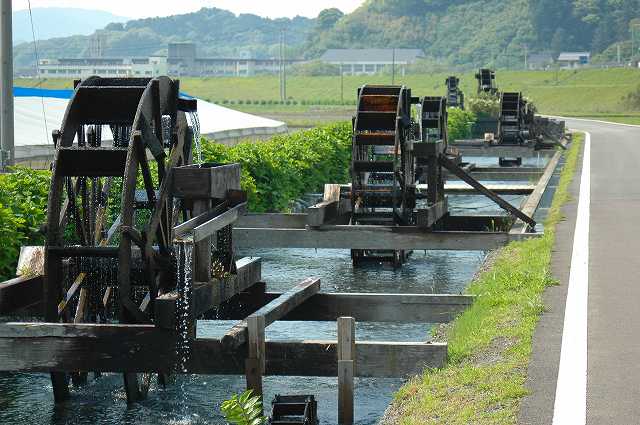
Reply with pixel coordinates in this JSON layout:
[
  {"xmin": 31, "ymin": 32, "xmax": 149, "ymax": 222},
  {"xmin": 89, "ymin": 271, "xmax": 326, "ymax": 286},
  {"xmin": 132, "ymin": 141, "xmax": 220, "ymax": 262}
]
[{"xmin": 519, "ymin": 118, "xmax": 640, "ymax": 424}]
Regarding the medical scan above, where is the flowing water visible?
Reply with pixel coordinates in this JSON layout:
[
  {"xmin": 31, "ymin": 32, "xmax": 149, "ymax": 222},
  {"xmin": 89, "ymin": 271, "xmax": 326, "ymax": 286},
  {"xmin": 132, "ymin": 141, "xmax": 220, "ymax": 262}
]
[{"xmin": 0, "ymin": 154, "xmax": 558, "ymax": 424}]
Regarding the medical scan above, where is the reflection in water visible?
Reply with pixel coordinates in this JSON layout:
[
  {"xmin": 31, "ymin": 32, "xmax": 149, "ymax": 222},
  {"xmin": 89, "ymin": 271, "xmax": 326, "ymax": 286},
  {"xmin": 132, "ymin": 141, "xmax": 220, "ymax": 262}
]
[{"xmin": 0, "ymin": 249, "xmax": 484, "ymax": 425}]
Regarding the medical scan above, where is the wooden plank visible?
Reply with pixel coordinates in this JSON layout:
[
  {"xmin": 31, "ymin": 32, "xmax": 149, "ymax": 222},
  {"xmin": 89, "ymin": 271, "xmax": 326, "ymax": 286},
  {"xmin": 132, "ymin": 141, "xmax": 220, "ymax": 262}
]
[
  {"xmin": 233, "ymin": 226, "xmax": 535, "ymax": 251},
  {"xmin": 73, "ymin": 288, "xmax": 89, "ymax": 323},
  {"xmin": 0, "ymin": 323, "xmax": 447, "ymax": 376},
  {"xmin": 279, "ymin": 293, "xmax": 473, "ymax": 323},
  {"xmin": 57, "ymin": 273, "xmax": 87, "ymax": 315},
  {"xmin": 193, "ymin": 203, "xmax": 245, "ymax": 242},
  {"xmin": 510, "ymin": 150, "xmax": 562, "ymax": 234},
  {"xmin": 416, "ymin": 198, "xmax": 448, "ymax": 228},
  {"xmin": 0, "ymin": 275, "xmax": 43, "ymax": 314},
  {"xmin": 235, "ymin": 213, "xmax": 308, "ymax": 229},
  {"xmin": 222, "ymin": 277, "xmax": 321, "ymax": 349},
  {"xmin": 453, "ymin": 144, "xmax": 555, "ymax": 157},
  {"xmin": 154, "ymin": 257, "xmax": 262, "ymax": 329}
]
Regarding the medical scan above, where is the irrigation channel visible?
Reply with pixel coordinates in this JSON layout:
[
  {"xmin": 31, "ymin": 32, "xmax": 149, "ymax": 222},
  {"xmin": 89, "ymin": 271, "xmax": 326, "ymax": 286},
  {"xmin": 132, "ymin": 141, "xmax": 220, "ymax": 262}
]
[
  {"xmin": 0, "ymin": 152, "xmax": 562, "ymax": 425},
  {"xmin": 0, "ymin": 77, "xmax": 569, "ymax": 424}
]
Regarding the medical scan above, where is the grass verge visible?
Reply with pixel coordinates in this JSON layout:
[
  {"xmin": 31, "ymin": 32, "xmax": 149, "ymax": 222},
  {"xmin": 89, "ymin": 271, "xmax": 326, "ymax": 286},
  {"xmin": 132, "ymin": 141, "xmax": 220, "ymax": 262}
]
[{"xmin": 384, "ymin": 133, "xmax": 584, "ymax": 424}]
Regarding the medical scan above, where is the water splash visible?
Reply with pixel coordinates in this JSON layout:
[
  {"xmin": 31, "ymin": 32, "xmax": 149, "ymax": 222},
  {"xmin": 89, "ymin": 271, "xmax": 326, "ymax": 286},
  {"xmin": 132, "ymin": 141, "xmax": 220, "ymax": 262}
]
[
  {"xmin": 174, "ymin": 241, "xmax": 194, "ymax": 374},
  {"xmin": 187, "ymin": 111, "xmax": 202, "ymax": 165}
]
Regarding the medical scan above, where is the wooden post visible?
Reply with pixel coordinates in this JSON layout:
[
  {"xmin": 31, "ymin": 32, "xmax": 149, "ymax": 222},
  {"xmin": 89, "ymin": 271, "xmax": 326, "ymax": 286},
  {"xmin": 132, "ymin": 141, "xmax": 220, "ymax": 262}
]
[
  {"xmin": 338, "ymin": 316, "xmax": 355, "ymax": 425},
  {"xmin": 246, "ymin": 314, "xmax": 265, "ymax": 409},
  {"xmin": 192, "ymin": 199, "xmax": 211, "ymax": 283}
]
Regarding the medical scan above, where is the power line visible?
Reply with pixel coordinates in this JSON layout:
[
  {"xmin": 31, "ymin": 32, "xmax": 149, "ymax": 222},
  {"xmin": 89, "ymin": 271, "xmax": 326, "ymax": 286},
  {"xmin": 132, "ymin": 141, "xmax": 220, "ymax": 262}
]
[{"xmin": 27, "ymin": 0, "xmax": 50, "ymax": 146}]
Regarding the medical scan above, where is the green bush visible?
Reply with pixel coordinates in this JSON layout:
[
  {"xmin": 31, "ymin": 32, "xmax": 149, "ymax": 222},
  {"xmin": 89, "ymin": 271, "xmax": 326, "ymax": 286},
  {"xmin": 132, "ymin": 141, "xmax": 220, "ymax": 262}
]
[
  {"xmin": 448, "ymin": 107, "xmax": 477, "ymax": 141},
  {"xmin": 0, "ymin": 167, "xmax": 50, "ymax": 280},
  {"xmin": 0, "ymin": 205, "xmax": 26, "ymax": 280},
  {"xmin": 202, "ymin": 122, "xmax": 352, "ymax": 212},
  {"xmin": 467, "ymin": 92, "xmax": 500, "ymax": 118}
]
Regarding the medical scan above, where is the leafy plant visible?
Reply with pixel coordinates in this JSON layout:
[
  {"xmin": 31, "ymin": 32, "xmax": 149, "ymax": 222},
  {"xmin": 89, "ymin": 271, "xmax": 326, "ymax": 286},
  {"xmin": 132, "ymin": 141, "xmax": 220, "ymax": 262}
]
[
  {"xmin": 447, "ymin": 107, "xmax": 476, "ymax": 141},
  {"xmin": 220, "ymin": 390, "xmax": 267, "ymax": 425}
]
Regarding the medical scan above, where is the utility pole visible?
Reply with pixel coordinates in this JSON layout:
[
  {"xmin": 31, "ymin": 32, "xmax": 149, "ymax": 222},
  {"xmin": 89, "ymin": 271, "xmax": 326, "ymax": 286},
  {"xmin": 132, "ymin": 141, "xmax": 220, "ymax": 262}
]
[
  {"xmin": 524, "ymin": 44, "xmax": 528, "ymax": 70},
  {"xmin": 282, "ymin": 29, "xmax": 286, "ymax": 101},
  {"xmin": 617, "ymin": 43, "xmax": 621, "ymax": 64},
  {"xmin": 391, "ymin": 48, "xmax": 396, "ymax": 85},
  {"xmin": 1, "ymin": 0, "xmax": 15, "ymax": 171},
  {"xmin": 279, "ymin": 30, "xmax": 283, "ymax": 102},
  {"xmin": 340, "ymin": 62, "xmax": 344, "ymax": 104},
  {"xmin": 278, "ymin": 29, "xmax": 287, "ymax": 102}
]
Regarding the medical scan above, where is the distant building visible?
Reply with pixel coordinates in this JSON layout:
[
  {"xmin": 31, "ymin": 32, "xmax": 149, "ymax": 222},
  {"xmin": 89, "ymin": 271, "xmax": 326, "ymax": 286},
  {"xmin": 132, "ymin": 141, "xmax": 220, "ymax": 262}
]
[
  {"xmin": 319, "ymin": 48, "xmax": 425, "ymax": 76},
  {"xmin": 557, "ymin": 52, "xmax": 591, "ymax": 68},
  {"xmin": 38, "ymin": 42, "xmax": 300, "ymax": 78},
  {"xmin": 38, "ymin": 56, "xmax": 168, "ymax": 79},
  {"xmin": 527, "ymin": 52, "xmax": 554, "ymax": 70}
]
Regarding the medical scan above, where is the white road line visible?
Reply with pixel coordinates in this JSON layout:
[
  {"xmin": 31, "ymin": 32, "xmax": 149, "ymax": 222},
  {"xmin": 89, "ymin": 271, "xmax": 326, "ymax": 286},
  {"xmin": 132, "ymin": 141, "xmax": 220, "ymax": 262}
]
[
  {"xmin": 552, "ymin": 131, "xmax": 591, "ymax": 425},
  {"xmin": 546, "ymin": 115, "xmax": 640, "ymax": 128}
]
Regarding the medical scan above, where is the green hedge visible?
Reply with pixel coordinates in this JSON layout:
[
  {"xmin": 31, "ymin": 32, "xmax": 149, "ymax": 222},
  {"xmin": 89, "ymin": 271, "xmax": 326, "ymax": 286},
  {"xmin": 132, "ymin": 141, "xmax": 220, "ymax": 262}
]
[
  {"xmin": 201, "ymin": 122, "xmax": 352, "ymax": 212},
  {"xmin": 448, "ymin": 107, "xmax": 477, "ymax": 140},
  {"xmin": 0, "ymin": 168, "xmax": 50, "ymax": 280}
]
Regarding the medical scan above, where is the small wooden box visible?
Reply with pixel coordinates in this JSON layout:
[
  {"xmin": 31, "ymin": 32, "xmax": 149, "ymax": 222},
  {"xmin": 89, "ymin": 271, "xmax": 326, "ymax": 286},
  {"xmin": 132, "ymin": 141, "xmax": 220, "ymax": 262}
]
[{"xmin": 172, "ymin": 162, "xmax": 241, "ymax": 199}]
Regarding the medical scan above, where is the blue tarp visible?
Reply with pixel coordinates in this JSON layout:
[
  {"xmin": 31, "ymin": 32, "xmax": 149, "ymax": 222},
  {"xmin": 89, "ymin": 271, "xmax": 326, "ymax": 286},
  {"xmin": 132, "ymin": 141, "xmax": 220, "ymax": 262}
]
[{"xmin": 13, "ymin": 86, "xmax": 73, "ymax": 99}]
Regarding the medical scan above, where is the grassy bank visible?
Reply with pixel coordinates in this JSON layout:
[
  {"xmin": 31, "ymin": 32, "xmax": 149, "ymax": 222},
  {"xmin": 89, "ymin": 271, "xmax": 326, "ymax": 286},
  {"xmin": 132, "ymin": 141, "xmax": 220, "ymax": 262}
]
[{"xmin": 384, "ymin": 134, "xmax": 583, "ymax": 424}]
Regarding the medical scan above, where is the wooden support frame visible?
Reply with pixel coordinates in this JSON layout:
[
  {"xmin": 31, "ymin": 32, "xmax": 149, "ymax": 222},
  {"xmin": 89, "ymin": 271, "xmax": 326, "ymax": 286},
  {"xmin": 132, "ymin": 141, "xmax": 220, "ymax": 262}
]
[
  {"xmin": 0, "ymin": 323, "xmax": 447, "ymax": 376},
  {"xmin": 222, "ymin": 277, "xmax": 321, "ymax": 349}
]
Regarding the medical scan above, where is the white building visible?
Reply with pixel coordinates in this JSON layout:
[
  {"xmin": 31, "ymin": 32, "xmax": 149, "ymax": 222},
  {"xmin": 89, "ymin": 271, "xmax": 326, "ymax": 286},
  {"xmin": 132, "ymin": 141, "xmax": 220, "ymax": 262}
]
[
  {"xmin": 37, "ymin": 56, "xmax": 168, "ymax": 79},
  {"xmin": 557, "ymin": 52, "xmax": 591, "ymax": 69},
  {"xmin": 319, "ymin": 48, "xmax": 425, "ymax": 76}
]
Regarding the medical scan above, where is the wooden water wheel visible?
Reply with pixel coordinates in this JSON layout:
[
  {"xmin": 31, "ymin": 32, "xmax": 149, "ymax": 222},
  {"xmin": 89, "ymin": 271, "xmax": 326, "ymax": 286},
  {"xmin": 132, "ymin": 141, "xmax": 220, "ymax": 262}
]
[
  {"xmin": 43, "ymin": 76, "xmax": 199, "ymax": 403},
  {"xmin": 350, "ymin": 85, "xmax": 418, "ymax": 267}
]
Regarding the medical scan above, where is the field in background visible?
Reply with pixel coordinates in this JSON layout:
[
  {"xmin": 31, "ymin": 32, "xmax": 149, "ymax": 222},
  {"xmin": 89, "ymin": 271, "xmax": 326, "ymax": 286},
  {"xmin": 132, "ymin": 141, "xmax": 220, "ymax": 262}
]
[{"xmin": 15, "ymin": 68, "xmax": 640, "ymax": 127}]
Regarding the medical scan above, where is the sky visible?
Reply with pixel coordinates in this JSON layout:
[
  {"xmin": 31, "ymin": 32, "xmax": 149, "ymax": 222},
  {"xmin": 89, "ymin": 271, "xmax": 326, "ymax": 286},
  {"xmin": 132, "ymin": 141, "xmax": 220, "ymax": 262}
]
[{"xmin": 12, "ymin": 0, "xmax": 365, "ymax": 19}]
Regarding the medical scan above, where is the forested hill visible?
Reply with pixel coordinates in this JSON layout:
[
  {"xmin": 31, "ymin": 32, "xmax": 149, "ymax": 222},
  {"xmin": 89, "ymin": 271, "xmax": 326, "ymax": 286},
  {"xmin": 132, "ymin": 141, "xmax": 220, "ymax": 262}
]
[
  {"xmin": 306, "ymin": 0, "xmax": 640, "ymax": 67},
  {"xmin": 13, "ymin": 1, "xmax": 640, "ymax": 71}
]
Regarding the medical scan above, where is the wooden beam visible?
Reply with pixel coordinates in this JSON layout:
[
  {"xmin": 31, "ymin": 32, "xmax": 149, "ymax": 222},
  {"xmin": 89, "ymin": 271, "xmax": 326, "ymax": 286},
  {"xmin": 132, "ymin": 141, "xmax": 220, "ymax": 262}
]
[
  {"xmin": 0, "ymin": 275, "xmax": 43, "ymax": 314},
  {"xmin": 0, "ymin": 323, "xmax": 447, "ymax": 376},
  {"xmin": 510, "ymin": 150, "xmax": 562, "ymax": 234},
  {"xmin": 233, "ymin": 226, "xmax": 535, "ymax": 251},
  {"xmin": 280, "ymin": 292, "xmax": 473, "ymax": 323},
  {"xmin": 439, "ymin": 155, "xmax": 536, "ymax": 228},
  {"xmin": 222, "ymin": 277, "xmax": 321, "ymax": 349},
  {"xmin": 452, "ymin": 144, "xmax": 555, "ymax": 157},
  {"xmin": 154, "ymin": 257, "xmax": 262, "ymax": 329},
  {"xmin": 235, "ymin": 213, "xmax": 308, "ymax": 229}
]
